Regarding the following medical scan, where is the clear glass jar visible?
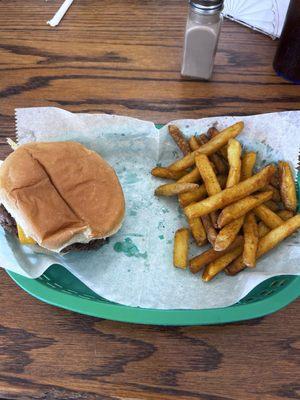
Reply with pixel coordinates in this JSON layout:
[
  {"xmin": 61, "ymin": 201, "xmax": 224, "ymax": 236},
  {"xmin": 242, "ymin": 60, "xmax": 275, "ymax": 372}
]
[{"xmin": 181, "ymin": 0, "xmax": 223, "ymax": 80}]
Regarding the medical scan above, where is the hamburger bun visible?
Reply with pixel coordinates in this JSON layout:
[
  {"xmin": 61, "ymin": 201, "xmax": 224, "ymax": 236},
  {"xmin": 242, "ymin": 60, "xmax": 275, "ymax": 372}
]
[{"xmin": 0, "ymin": 141, "xmax": 125, "ymax": 252}]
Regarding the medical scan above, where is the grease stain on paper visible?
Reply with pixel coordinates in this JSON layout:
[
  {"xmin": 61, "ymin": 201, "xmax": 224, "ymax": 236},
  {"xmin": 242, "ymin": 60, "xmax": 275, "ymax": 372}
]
[{"xmin": 113, "ymin": 238, "xmax": 148, "ymax": 259}]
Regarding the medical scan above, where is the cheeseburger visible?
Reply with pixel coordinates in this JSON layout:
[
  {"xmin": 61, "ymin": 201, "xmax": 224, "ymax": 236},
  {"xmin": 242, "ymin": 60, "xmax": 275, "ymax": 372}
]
[{"xmin": 0, "ymin": 141, "xmax": 125, "ymax": 253}]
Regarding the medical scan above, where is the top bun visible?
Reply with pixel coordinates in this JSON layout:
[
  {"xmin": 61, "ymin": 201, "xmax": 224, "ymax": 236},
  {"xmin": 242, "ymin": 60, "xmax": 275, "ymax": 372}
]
[{"xmin": 0, "ymin": 141, "xmax": 125, "ymax": 252}]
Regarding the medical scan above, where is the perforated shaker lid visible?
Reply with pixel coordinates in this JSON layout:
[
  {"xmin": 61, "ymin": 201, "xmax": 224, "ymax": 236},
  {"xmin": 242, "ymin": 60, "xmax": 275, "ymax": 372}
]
[{"xmin": 190, "ymin": 0, "xmax": 224, "ymax": 12}]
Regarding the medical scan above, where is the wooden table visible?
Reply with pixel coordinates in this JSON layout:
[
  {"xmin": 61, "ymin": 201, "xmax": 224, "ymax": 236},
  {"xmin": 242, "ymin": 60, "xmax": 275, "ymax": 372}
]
[{"xmin": 0, "ymin": 1, "xmax": 299, "ymax": 399}]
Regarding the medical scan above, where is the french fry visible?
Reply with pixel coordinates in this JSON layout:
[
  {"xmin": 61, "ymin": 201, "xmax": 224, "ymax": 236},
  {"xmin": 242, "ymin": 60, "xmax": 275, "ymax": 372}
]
[
  {"xmin": 168, "ymin": 122, "xmax": 244, "ymax": 171},
  {"xmin": 177, "ymin": 167, "xmax": 201, "ymax": 184},
  {"xmin": 257, "ymin": 214, "xmax": 300, "ymax": 258},
  {"xmin": 226, "ymin": 138, "xmax": 242, "ymax": 188},
  {"xmin": 217, "ymin": 191, "xmax": 273, "ymax": 228},
  {"xmin": 189, "ymin": 135, "xmax": 200, "ymax": 151},
  {"xmin": 188, "ymin": 215, "xmax": 207, "ymax": 246},
  {"xmin": 151, "ymin": 167, "xmax": 186, "ymax": 180},
  {"xmin": 197, "ymin": 134, "xmax": 227, "ymax": 175},
  {"xmin": 184, "ymin": 165, "xmax": 275, "ymax": 220},
  {"xmin": 214, "ymin": 216, "xmax": 245, "ymax": 251},
  {"xmin": 210, "ymin": 211, "xmax": 220, "ymax": 229},
  {"xmin": 195, "ymin": 154, "xmax": 222, "ymax": 195},
  {"xmin": 277, "ymin": 209, "xmax": 294, "ymax": 220},
  {"xmin": 224, "ymin": 255, "xmax": 245, "ymax": 276},
  {"xmin": 257, "ymin": 221, "xmax": 271, "ymax": 238},
  {"xmin": 178, "ymin": 175, "xmax": 227, "ymax": 207},
  {"xmin": 241, "ymin": 151, "xmax": 256, "ymax": 180},
  {"xmin": 263, "ymin": 184, "xmax": 281, "ymax": 202},
  {"xmin": 202, "ymin": 246, "xmax": 243, "ymax": 281},
  {"xmin": 168, "ymin": 125, "xmax": 191, "ymax": 155},
  {"xmin": 201, "ymin": 215, "xmax": 218, "ymax": 245},
  {"xmin": 270, "ymin": 170, "xmax": 280, "ymax": 188},
  {"xmin": 264, "ymin": 200, "xmax": 280, "ymax": 212},
  {"xmin": 173, "ymin": 228, "xmax": 190, "ymax": 269},
  {"xmin": 155, "ymin": 182, "xmax": 199, "ymax": 196},
  {"xmin": 207, "ymin": 127, "xmax": 228, "ymax": 159},
  {"xmin": 243, "ymin": 212, "xmax": 259, "ymax": 267},
  {"xmin": 278, "ymin": 161, "xmax": 297, "ymax": 212},
  {"xmin": 253, "ymin": 204, "xmax": 284, "ymax": 229},
  {"xmin": 189, "ymin": 236, "xmax": 243, "ymax": 274}
]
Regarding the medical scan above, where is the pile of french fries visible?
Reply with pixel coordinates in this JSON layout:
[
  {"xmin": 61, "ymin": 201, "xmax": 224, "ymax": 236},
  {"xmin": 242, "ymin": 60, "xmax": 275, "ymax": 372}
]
[{"xmin": 152, "ymin": 122, "xmax": 299, "ymax": 282}]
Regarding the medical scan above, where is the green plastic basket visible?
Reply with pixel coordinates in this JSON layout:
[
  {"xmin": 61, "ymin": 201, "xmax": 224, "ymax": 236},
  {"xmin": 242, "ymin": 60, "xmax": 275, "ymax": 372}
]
[{"xmin": 4, "ymin": 125, "xmax": 300, "ymax": 325}]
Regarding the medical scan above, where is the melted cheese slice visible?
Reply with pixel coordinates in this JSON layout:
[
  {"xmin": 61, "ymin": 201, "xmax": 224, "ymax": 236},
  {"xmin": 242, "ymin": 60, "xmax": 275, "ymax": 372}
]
[{"xmin": 17, "ymin": 225, "xmax": 36, "ymax": 245}]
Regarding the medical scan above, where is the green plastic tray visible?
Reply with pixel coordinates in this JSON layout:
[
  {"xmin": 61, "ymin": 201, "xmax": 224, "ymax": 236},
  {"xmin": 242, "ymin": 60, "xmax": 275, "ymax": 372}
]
[{"xmin": 4, "ymin": 126, "xmax": 300, "ymax": 325}]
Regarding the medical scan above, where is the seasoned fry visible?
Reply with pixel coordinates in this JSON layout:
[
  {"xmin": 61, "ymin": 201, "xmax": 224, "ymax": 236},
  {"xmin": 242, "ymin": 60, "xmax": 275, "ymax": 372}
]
[
  {"xmin": 207, "ymin": 127, "xmax": 228, "ymax": 159},
  {"xmin": 270, "ymin": 172, "xmax": 280, "ymax": 188},
  {"xmin": 214, "ymin": 216, "xmax": 245, "ymax": 251},
  {"xmin": 217, "ymin": 191, "xmax": 273, "ymax": 228},
  {"xmin": 253, "ymin": 204, "xmax": 284, "ymax": 229},
  {"xmin": 188, "ymin": 215, "xmax": 207, "ymax": 246},
  {"xmin": 264, "ymin": 200, "xmax": 280, "ymax": 212},
  {"xmin": 278, "ymin": 161, "xmax": 297, "ymax": 212},
  {"xmin": 178, "ymin": 185, "xmax": 207, "ymax": 207},
  {"xmin": 177, "ymin": 167, "xmax": 201, "ymax": 183},
  {"xmin": 195, "ymin": 154, "xmax": 222, "ymax": 195},
  {"xmin": 168, "ymin": 125, "xmax": 191, "ymax": 155},
  {"xmin": 258, "ymin": 221, "xmax": 271, "ymax": 238},
  {"xmin": 243, "ymin": 212, "xmax": 259, "ymax": 267},
  {"xmin": 210, "ymin": 211, "xmax": 220, "ymax": 229},
  {"xmin": 155, "ymin": 182, "xmax": 199, "ymax": 196},
  {"xmin": 184, "ymin": 165, "xmax": 275, "ymax": 220},
  {"xmin": 226, "ymin": 138, "xmax": 242, "ymax": 187},
  {"xmin": 151, "ymin": 167, "xmax": 186, "ymax": 180},
  {"xmin": 189, "ymin": 135, "xmax": 200, "ymax": 151},
  {"xmin": 224, "ymin": 255, "xmax": 245, "ymax": 276},
  {"xmin": 189, "ymin": 236, "xmax": 243, "ymax": 274},
  {"xmin": 168, "ymin": 122, "xmax": 244, "ymax": 171},
  {"xmin": 277, "ymin": 209, "xmax": 294, "ymax": 220},
  {"xmin": 173, "ymin": 228, "xmax": 190, "ymax": 269},
  {"xmin": 201, "ymin": 215, "xmax": 218, "ymax": 245},
  {"xmin": 178, "ymin": 175, "xmax": 227, "ymax": 207},
  {"xmin": 257, "ymin": 214, "xmax": 300, "ymax": 258},
  {"xmin": 202, "ymin": 246, "xmax": 243, "ymax": 281},
  {"xmin": 241, "ymin": 151, "xmax": 256, "ymax": 180},
  {"xmin": 197, "ymin": 134, "xmax": 227, "ymax": 175}
]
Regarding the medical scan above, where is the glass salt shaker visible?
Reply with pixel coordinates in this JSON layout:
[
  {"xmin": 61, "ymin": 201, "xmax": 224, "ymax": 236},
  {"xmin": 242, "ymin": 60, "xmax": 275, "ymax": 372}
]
[{"xmin": 181, "ymin": 0, "xmax": 223, "ymax": 80}]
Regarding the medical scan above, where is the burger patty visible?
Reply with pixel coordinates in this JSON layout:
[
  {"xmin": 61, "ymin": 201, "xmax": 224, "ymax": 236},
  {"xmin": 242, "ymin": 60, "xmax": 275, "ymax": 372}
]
[{"xmin": 0, "ymin": 204, "xmax": 107, "ymax": 252}]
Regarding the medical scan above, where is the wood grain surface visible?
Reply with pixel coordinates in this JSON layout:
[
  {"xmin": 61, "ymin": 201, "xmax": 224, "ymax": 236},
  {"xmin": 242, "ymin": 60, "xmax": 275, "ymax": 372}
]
[{"xmin": 0, "ymin": 1, "xmax": 299, "ymax": 399}]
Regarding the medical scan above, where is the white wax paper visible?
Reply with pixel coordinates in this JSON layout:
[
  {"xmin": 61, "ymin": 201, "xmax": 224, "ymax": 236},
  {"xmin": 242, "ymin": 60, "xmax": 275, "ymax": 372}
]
[{"xmin": 0, "ymin": 107, "xmax": 299, "ymax": 309}]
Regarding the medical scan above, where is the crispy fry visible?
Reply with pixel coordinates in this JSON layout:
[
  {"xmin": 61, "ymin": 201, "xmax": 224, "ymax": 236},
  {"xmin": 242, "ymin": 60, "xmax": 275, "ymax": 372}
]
[
  {"xmin": 173, "ymin": 228, "xmax": 190, "ymax": 269},
  {"xmin": 155, "ymin": 182, "xmax": 199, "ymax": 196},
  {"xmin": 217, "ymin": 191, "xmax": 273, "ymax": 228},
  {"xmin": 243, "ymin": 212, "xmax": 259, "ymax": 267},
  {"xmin": 189, "ymin": 236, "xmax": 243, "ymax": 274},
  {"xmin": 277, "ymin": 209, "xmax": 294, "ymax": 220},
  {"xmin": 188, "ymin": 216, "xmax": 207, "ymax": 246},
  {"xmin": 253, "ymin": 204, "xmax": 284, "ymax": 229},
  {"xmin": 151, "ymin": 167, "xmax": 186, "ymax": 180},
  {"xmin": 257, "ymin": 214, "xmax": 300, "ymax": 257},
  {"xmin": 201, "ymin": 215, "xmax": 218, "ymax": 245},
  {"xmin": 241, "ymin": 151, "xmax": 256, "ymax": 180},
  {"xmin": 226, "ymin": 138, "xmax": 242, "ymax": 188},
  {"xmin": 168, "ymin": 125, "xmax": 191, "ymax": 155},
  {"xmin": 168, "ymin": 122, "xmax": 244, "ymax": 171},
  {"xmin": 177, "ymin": 167, "xmax": 201, "ymax": 184},
  {"xmin": 178, "ymin": 175, "xmax": 227, "ymax": 207},
  {"xmin": 207, "ymin": 127, "xmax": 228, "ymax": 159},
  {"xmin": 270, "ymin": 168, "xmax": 280, "ymax": 188},
  {"xmin": 197, "ymin": 134, "xmax": 226, "ymax": 174},
  {"xmin": 259, "ymin": 184, "xmax": 281, "ymax": 202},
  {"xmin": 224, "ymin": 255, "xmax": 245, "ymax": 276},
  {"xmin": 189, "ymin": 135, "xmax": 200, "ymax": 151},
  {"xmin": 185, "ymin": 165, "xmax": 275, "ymax": 220},
  {"xmin": 264, "ymin": 200, "xmax": 280, "ymax": 212},
  {"xmin": 197, "ymin": 133, "xmax": 209, "ymax": 145},
  {"xmin": 214, "ymin": 216, "xmax": 245, "ymax": 251},
  {"xmin": 278, "ymin": 161, "xmax": 297, "ymax": 212},
  {"xmin": 257, "ymin": 221, "xmax": 271, "ymax": 238},
  {"xmin": 195, "ymin": 154, "xmax": 222, "ymax": 196},
  {"xmin": 210, "ymin": 210, "xmax": 220, "ymax": 229},
  {"xmin": 202, "ymin": 246, "xmax": 243, "ymax": 281}
]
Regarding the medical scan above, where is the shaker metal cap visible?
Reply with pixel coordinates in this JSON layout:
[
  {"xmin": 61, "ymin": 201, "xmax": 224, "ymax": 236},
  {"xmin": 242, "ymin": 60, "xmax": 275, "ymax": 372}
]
[{"xmin": 190, "ymin": 0, "xmax": 224, "ymax": 12}]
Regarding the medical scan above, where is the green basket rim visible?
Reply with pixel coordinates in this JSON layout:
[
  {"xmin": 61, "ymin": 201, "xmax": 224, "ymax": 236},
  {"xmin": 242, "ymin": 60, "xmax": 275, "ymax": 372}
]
[
  {"xmin": 5, "ymin": 270, "xmax": 300, "ymax": 325},
  {"xmin": 4, "ymin": 123, "xmax": 300, "ymax": 325}
]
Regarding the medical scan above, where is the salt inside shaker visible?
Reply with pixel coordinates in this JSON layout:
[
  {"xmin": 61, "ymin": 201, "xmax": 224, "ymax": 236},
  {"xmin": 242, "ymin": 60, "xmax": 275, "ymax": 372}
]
[{"xmin": 181, "ymin": 0, "xmax": 223, "ymax": 80}]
